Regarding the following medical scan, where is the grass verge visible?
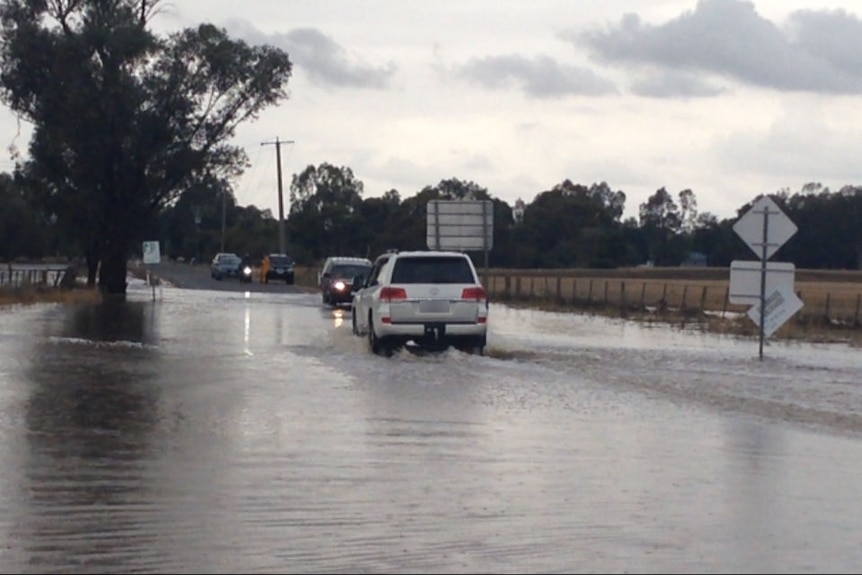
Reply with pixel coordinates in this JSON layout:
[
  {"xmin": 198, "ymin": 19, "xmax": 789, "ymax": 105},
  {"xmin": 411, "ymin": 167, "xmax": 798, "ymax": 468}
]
[{"xmin": 0, "ymin": 285, "xmax": 101, "ymax": 308}]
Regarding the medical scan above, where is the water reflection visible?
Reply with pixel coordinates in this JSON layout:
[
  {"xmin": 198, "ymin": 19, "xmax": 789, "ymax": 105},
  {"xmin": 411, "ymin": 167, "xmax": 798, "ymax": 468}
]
[
  {"xmin": 332, "ymin": 308, "xmax": 345, "ymax": 329},
  {"xmin": 18, "ymin": 300, "xmax": 162, "ymax": 572},
  {"xmin": 47, "ymin": 298, "xmax": 158, "ymax": 347},
  {"xmin": 243, "ymin": 296, "xmax": 252, "ymax": 356}
]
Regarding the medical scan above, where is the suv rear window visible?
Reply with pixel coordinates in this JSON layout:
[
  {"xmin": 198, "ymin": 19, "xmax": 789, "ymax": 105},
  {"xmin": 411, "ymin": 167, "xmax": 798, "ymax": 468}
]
[
  {"xmin": 269, "ymin": 256, "xmax": 293, "ymax": 266},
  {"xmin": 331, "ymin": 264, "xmax": 371, "ymax": 279},
  {"xmin": 391, "ymin": 256, "xmax": 476, "ymax": 284}
]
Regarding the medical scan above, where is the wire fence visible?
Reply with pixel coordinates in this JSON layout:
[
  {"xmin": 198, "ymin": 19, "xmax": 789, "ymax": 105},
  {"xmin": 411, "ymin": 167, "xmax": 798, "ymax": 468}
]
[
  {"xmin": 0, "ymin": 266, "xmax": 74, "ymax": 290},
  {"xmin": 483, "ymin": 271, "xmax": 862, "ymax": 328}
]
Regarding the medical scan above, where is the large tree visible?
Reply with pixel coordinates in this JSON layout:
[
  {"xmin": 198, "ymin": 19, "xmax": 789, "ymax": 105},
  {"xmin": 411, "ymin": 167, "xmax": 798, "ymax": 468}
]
[
  {"xmin": 288, "ymin": 163, "xmax": 366, "ymax": 260},
  {"xmin": 0, "ymin": 0, "xmax": 292, "ymax": 294}
]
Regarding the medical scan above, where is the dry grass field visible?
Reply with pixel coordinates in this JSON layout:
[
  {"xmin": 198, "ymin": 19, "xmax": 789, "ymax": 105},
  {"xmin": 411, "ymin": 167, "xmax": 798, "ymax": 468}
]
[
  {"xmin": 0, "ymin": 285, "xmax": 101, "ymax": 308},
  {"xmin": 482, "ymin": 267, "xmax": 862, "ymax": 345}
]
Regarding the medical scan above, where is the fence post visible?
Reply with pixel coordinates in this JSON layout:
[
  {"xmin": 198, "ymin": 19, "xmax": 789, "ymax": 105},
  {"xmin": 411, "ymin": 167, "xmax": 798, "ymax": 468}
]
[
  {"xmin": 587, "ymin": 279, "xmax": 593, "ymax": 304},
  {"xmin": 700, "ymin": 286, "xmax": 708, "ymax": 314},
  {"xmin": 530, "ymin": 277, "xmax": 535, "ymax": 298},
  {"xmin": 640, "ymin": 282, "xmax": 647, "ymax": 309},
  {"xmin": 620, "ymin": 281, "xmax": 627, "ymax": 316},
  {"xmin": 723, "ymin": 287, "xmax": 729, "ymax": 317},
  {"xmin": 556, "ymin": 276, "xmax": 562, "ymax": 303},
  {"xmin": 504, "ymin": 275, "xmax": 511, "ymax": 299},
  {"xmin": 515, "ymin": 277, "xmax": 522, "ymax": 299},
  {"xmin": 603, "ymin": 280, "xmax": 609, "ymax": 305},
  {"xmin": 571, "ymin": 279, "xmax": 577, "ymax": 305},
  {"xmin": 660, "ymin": 283, "xmax": 668, "ymax": 310},
  {"xmin": 681, "ymin": 285, "xmax": 688, "ymax": 312},
  {"xmin": 824, "ymin": 293, "xmax": 831, "ymax": 323},
  {"xmin": 855, "ymin": 294, "xmax": 861, "ymax": 328}
]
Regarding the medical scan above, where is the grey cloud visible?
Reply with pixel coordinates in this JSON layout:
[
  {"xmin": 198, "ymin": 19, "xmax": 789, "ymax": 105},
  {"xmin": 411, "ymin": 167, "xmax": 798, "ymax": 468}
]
[
  {"xmin": 224, "ymin": 19, "xmax": 396, "ymax": 90},
  {"xmin": 566, "ymin": 0, "xmax": 862, "ymax": 95},
  {"xmin": 455, "ymin": 54, "xmax": 617, "ymax": 98},
  {"xmin": 631, "ymin": 69, "xmax": 726, "ymax": 98},
  {"xmin": 786, "ymin": 9, "xmax": 862, "ymax": 78}
]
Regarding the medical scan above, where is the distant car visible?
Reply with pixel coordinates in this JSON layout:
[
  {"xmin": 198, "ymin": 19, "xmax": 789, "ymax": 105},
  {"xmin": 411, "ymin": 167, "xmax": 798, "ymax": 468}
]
[
  {"xmin": 351, "ymin": 250, "xmax": 488, "ymax": 356},
  {"xmin": 264, "ymin": 254, "xmax": 295, "ymax": 284},
  {"xmin": 318, "ymin": 256, "xmax": 373, "ymax": 306},
  {"xmin": 211, "ymin": 252, "xmax": 242, "ymax": 280}
]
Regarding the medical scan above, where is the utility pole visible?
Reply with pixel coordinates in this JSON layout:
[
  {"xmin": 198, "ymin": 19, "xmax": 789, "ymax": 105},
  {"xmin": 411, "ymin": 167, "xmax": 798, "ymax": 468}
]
[
  {"xmin": 220, "ymin": 187, "xmax": 227, "ymax": 253},
  {"xmin": 261, "ymin": 137, "xmax": 294, "ymax": 254}
]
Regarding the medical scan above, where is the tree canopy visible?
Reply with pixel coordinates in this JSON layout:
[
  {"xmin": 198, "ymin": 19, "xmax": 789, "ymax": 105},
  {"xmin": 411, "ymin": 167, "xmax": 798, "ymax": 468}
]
[{"xmin": 0, "ymin": 0, "xmax": 292, "ymax": 293}]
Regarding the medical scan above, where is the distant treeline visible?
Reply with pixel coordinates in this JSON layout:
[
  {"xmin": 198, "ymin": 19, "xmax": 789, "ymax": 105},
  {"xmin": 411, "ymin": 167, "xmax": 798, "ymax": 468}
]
[{"xmin": 2, "ymin": 167, "xmax": 860, "ymax": 272}]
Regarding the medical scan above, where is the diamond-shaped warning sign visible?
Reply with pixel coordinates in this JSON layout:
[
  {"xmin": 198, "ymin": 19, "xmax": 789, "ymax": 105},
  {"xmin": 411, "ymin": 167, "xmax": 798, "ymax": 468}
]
[{"xmin": 733, "ymin": 196, "xmax": 797, "ymax": 260}]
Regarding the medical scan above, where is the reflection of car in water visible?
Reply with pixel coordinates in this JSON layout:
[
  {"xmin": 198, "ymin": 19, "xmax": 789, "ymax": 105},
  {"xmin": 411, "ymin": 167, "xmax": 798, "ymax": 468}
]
[
  {"xmin": 263, "ymin": 254, "xmax": 295, "ymax": 284},
  {"xmin": 318, "ymin": 256, "xmax": 372, "ymax": 306},
  {"xmin": 211, "ymin": 253, "xmax": 242, "ymax": 280}
]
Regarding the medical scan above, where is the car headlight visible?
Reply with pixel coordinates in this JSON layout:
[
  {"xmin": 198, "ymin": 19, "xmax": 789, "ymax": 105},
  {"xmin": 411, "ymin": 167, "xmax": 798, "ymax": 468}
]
[
  {"xmin": 333, "ymin": 280, "xmax": 346, "ymax": 291},
  {"xmin": 243, "ymin": 266, "xmax": 252, "ymax": 275}
]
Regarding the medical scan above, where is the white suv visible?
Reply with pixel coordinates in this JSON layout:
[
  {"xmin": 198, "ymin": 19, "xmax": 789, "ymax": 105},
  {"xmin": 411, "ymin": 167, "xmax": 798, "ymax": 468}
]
[{"xmin": 351, "ymin": 250, "xmax": 488, "ymax": 356}]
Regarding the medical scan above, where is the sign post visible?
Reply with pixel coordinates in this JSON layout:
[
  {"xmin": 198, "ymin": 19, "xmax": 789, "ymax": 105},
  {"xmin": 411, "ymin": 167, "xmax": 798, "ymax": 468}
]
[
  {"xmin": 732, "ymin": 196, "xmax": 799, "ymax": 359},
  {"xmin": 142, "ymin": 240, "xmax": 161, "ymax": 301}
]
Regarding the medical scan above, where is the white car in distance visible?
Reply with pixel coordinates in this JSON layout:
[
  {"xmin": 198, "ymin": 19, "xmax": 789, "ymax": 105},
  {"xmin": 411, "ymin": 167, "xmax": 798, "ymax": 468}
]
[{"xmin": 351, "ymin": 250, "xmax": 488, "ymax": 356}]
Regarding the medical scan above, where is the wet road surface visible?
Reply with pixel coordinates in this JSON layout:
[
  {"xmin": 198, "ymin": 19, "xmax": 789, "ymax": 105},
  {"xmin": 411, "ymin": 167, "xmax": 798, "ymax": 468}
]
[{"xmin": 1, "ymin": 275, "xmax": 862, "ymax": 573}]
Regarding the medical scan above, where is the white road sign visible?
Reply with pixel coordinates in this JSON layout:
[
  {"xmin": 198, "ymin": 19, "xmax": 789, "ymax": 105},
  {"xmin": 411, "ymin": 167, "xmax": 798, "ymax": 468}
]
[
  {"xmin": 142, "ymin": 240, "xmax": 161, "ymax": 265},
  {"xmin": 746, "ymin": 283, "xmax": 804, "ymax": 338},
  {"xmin": 426, "ymin": 199, "xmax": 493, "ymax": 251},
  {"xmin": 733, "ymin": 196, "xmax": 797, "ymax": 260},
  {"xmin": 728, "ymin": 260, "xmax": 795, "ymax": 305}
]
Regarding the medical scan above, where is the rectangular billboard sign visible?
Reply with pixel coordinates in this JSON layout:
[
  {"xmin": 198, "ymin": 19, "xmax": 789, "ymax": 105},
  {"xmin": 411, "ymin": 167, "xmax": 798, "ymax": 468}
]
[{"xmin": 426, "ymin": 200, "xmax": 493, "ymax": 251}]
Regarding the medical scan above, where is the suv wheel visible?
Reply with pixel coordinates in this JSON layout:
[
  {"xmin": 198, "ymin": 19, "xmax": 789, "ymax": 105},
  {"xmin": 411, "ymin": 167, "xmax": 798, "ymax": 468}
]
[
  {"xmin": 367, "ymin": 313, "xmax": 391, "ymax": 357},
  {"xmin": 457, "ymin": 336, "xmax": 486, "ymax": 356}
]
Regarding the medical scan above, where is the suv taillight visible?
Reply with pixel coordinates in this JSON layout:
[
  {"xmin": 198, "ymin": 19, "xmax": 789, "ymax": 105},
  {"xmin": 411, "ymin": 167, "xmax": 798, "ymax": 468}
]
[
  {"xmin": 380, "ymin": 286, "xmax": 407, "ymax": 301},
  {"xmin": 461, "ymin": 286, "xmax": 486, "ymax": 301}
]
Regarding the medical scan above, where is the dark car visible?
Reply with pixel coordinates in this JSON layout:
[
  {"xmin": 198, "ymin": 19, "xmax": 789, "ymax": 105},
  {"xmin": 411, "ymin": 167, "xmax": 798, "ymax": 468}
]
[
  {"xmin": 264, "ymin": 254, "xmax": 295, "ymax": 284},
  {"xmin": 319, "ymin": 256, "xmax": 372, "ymax": 306}
]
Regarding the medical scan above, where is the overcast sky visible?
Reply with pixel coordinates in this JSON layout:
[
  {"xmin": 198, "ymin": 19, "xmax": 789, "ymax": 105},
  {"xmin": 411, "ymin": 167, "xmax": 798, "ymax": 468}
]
[{"xmin": 3, "ymin": 0, "xmax": 862, "ymax": 221}]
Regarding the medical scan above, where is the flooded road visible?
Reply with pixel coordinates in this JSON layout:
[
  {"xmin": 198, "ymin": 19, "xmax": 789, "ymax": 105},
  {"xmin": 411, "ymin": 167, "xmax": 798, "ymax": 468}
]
[{"xmin": 1, "ymin": 277, "xmax": 862, "ymax": 573}]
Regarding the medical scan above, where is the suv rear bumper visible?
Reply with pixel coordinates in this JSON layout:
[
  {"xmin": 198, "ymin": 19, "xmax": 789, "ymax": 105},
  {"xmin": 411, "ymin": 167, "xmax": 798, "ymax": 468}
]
[
  {"xmin": 377, "ymin": 321, "xmax": 485, "ymax": 342},
  {"xmin": 266, "ymin": 271, "xmax": 295, "ymax": 282}
]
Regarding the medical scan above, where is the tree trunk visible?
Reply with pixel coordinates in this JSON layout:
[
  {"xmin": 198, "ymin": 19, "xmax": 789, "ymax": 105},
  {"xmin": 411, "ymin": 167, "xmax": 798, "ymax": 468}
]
[
  {"xmin": 85, "ymin": 251, "xmax": 99, "ymax": 287},
  {"xmin": 99, "ymin": 247, "xmax": 128, "ymax": 296}
]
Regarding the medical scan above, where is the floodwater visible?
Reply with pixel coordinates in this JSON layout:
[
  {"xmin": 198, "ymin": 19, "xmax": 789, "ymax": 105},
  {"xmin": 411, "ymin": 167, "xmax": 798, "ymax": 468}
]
[{"xmin": 1, "ymin": 278, "xmax": 862, "ymax": 573}]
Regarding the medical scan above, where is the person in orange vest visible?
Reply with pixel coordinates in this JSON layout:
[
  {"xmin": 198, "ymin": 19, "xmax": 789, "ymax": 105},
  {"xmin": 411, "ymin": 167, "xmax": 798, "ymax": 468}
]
[{"xmin": 260, "ymin": 254, "xmax": 271, "ymax": 283}]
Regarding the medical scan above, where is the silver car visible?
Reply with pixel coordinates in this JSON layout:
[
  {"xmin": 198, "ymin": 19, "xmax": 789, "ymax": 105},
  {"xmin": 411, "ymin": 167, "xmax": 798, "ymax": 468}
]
[
  {"xmin": 351, "ymin": 250, "xmax": 488, "ymax": 356},
  {"xmin": 210, "ymin": 252, "xmax": 242, "ymax": 280}
]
